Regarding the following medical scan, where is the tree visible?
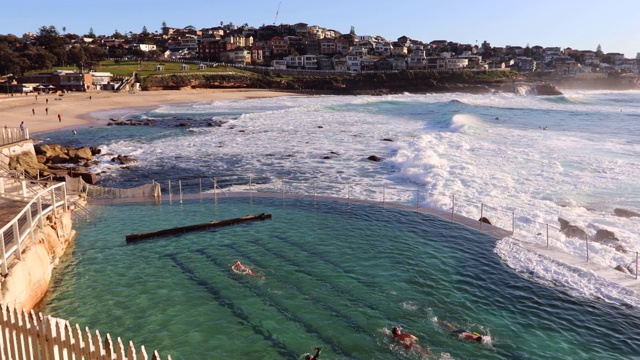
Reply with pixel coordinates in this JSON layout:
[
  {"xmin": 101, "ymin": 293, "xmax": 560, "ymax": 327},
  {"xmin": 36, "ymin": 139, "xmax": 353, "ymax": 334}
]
[
  {"xmin": 62, "ymin": 26, "xmax": 66, "ymax": 34},
  {"xmin": 113, "ymin": 29, "xmax": 123, "ymax": 39},
  {"xmin": 596, "ymin": 44, "xmax": 603, "ymax": 57},
  {"xmin": 68, "ymin": 45, "xmax": 86, "ymax": 66},
  {"xmin": 141, "ymin": 26, "xmax": 149, "ymax": 35},
  {"xmin": 87, "ymin": 27, "xmax": 96, "ymax": 38}
]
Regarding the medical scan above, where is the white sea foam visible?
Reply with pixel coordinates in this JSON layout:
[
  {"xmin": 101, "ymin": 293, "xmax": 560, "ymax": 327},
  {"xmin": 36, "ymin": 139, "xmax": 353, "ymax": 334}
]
[{"xmin": 93, "ymin": 91, "xmax": 640, "ymax": 308}]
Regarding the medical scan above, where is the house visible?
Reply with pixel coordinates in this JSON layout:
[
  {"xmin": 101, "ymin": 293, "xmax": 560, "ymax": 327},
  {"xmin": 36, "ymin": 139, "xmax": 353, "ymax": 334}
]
[
  {"xmin": 285, "ymin": 55, "xmax": 304, "ymax": 68},
  {"xmin": 553, "ymin": 57, "xmax": 578, "ymax": 76},
  {"xmin": 271, "ymin": 59, "xmax": 287, "ymax": 70},
  {"xmin": 407, "ymin": 46, "xmax": 427, "ymax": 70},
  {"xmin": 130, "ymin": 44, "xmax": 157, "ymax": 52},
  {"xmin": 426, "ymin": 57, "xmax": 446, "ymax": 71},
  {"xmin": 320, "ymin": 38, "xmax": 337, "ymax": 55},
  {"xmin": 269, "ymin": 37, "xmax": 288, "ymax": 56},
  {"xmin": 332, "ymin": 54, "xmax": 348, "ymax": 71},
  {"xmin": 391, "ymin": 57, "xmax": 408, "ymax": 70},
  {"xmin": 335, "ymin": 38, "xmax": 351, "ymax": 55},
  {"xmin": 390, "ymin": 42, "xmax": 407, "ymax": 56},
  {"xmin": 346, "ymin": 54, "xmax": 361, "ymax": 71},
  {"xmin": 89, "ymin": 72, "xmax": 112, "ymax": 90},
  {"xmin": 316, "ymin": 55, "xmax": 333, "ymax": 70},
  {"xmin": 361, "ymin": 56, "xmax": 378, "ymax": 71},
  {"xmin": 446, "ymin": 58, "xmax": 468, "ymax": 71},
  {"xmin": 250, "ymin": 45, "xmax": 264, "ymax": 64}
]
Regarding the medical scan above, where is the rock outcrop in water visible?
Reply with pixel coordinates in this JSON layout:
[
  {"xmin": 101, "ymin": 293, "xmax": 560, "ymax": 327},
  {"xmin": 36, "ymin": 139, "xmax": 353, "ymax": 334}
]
[
  {"xmin": 558, "ymin": 218, "xmax": 589, "ymax": 240},
  {"xmin": 614, "ymin": 208, "xmax": 640, "ymax": 218}
]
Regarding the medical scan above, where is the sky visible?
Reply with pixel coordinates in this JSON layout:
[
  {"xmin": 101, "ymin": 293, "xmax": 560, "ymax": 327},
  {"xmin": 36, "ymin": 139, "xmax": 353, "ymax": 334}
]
[{"xmin": 1, "ymin": 0, "xmax": 639, "ymax": 58}]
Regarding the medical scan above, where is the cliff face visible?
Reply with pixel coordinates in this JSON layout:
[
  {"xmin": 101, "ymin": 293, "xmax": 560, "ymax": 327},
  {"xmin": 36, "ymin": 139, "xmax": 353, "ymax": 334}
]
[
  {"xmin": 141, "ymin": 71, "xmax": 562, "ymax": 95},
  {"xmin": 0, "ymin": 211, "xmax": 74, "ymax": 310}
]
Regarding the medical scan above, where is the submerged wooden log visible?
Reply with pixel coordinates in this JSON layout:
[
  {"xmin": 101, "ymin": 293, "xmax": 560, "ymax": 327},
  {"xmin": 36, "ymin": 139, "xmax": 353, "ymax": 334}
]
[{"xmin": 125, "ymin": 213, "xmax": 272, "ymax": 243}]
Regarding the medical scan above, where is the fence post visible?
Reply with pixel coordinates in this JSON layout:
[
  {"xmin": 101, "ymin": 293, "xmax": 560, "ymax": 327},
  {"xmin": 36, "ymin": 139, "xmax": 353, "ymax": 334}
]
[
  {"xmin": 213, "ymin": 178, "xmax": 217, "ymax": 202},
  {"xmin": 347, "ymin": 183, "xmax": 350, "ymax": 204},
  {"xmin": 0, "ymin": 232, "xmax": 7, "ymax": 275},
  {"xmin": 178, "ymin": 180, "xmax": 183, "ymax": 203},
  {"xmin": 586, "ymin": 237, "xmax": 589, "ymax": 263},
  {"xmin": 546, "ymin": 224, "xmax": 549, "ymax": 248},
  {"xmin": 382, "ymin": 185, "xmax": 386, "ymax": 206},
  {"xmin": 199, "ymin": 178, "xmax": 202, "ymax": 199},
  {"xmin": 168, "ymin": 180, "xmax": 172, "ymax": 203},
  {"xmin": 451, "ymin": 195, "xmax": 455, "ymax": 220},
  {"xmin": 313, "ymin": 180, "xmax": 317, "ymax": 203},
  {"xmin": 281, "ymin": 179, "xmax": 285, "ymax": 200},
  {"xmin": 13, "ymin": 221, "xmax": 22, "ymax": 260}
]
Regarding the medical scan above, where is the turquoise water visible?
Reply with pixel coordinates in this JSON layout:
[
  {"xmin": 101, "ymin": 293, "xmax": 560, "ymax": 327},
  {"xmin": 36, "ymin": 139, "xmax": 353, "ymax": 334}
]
[{"xmin": 41, "ymin": 196, "xmax": 640, "ymax": 359}]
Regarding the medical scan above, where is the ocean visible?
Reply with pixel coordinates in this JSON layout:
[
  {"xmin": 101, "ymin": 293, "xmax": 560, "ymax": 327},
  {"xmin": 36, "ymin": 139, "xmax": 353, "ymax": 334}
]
[{"xmin": 38, "ymin": 90, "xmax": 640, "ymax": 359}]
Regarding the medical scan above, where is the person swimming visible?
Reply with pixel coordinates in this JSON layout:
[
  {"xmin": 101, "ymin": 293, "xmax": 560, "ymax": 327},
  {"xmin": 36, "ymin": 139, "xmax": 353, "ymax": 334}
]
[
  {"xmin": 388, "ymin": 327, "xmax": 431, "ymax": 358},
  {"xmin": 437, "ymin": 320, "xmax": 495, "ymax": 351},
  {"xmin": 303, "ymin": 346, "xmax": 321, "ymax": 360},
  {"xmin": 231, "ymin": 261, "xmax": 264, "ymax": 279}
]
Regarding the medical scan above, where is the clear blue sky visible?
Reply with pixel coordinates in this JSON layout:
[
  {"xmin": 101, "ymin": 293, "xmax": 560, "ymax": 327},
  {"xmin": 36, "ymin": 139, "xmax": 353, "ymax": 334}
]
[{"xmin": 2, "ymin": 0, "xmax": 639, "ymax": 58}]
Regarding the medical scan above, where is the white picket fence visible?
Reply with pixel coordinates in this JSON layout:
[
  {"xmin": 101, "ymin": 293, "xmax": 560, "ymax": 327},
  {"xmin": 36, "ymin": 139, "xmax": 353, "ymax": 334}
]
[{"xmin": 0, "ymin": 303, "xmax": 172, "ymax": 360}]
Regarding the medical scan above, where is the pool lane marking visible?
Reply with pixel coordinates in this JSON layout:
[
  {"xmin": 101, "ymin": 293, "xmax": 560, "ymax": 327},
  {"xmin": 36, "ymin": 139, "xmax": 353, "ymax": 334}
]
[
  {"xmin": 227, "ymin": 243, "xmax": 373, "ymax": 335},
  {"xmin": 195, "ymin": 248, "xmax": 356, "ymax": 359},
  {"xmin": 162, "ymin": 253, "xmax": 298, "ymax": 360}
]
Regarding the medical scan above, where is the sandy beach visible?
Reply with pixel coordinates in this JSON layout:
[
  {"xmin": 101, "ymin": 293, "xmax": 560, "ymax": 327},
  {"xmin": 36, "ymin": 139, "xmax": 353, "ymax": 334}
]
[{"xmin": 0, "ymin": 89, "xmax": 300, "ymax": 135}]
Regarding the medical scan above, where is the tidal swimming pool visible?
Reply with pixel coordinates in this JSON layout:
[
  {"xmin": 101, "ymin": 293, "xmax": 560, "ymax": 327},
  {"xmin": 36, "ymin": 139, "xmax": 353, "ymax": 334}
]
[{"xmin": 40, "ymin": 196, "xmax": 640, "ymax": 359}]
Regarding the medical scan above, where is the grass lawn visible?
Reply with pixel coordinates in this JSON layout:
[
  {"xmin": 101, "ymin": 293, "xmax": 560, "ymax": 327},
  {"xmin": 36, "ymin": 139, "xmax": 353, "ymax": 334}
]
[{"xmin": 43, "ymin": 60, "xmax": 252, "ymax": 78}]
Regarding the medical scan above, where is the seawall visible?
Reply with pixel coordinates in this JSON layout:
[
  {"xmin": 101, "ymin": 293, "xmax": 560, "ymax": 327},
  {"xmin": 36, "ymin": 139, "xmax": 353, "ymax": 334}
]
[
  {"xmin": 0, "ymin": 211, "xmax": 75, "ymax": 310},
  {"xmin": 0, "ymin": 140, "xmax": 76, "ymax": 311}
]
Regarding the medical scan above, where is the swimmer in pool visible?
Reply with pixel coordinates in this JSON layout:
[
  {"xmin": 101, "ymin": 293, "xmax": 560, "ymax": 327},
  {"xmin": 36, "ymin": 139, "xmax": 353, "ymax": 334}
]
[
  {"xmin": 437, "ymin": 320, "xmax": 495, "ymax": 351},
  {"xmin": 304, "ymin": 346, "xmax": 321, "ymax": 360},
  {"xmin": 231, "ymin": 261, "xmax": 264, "ymax": 279},
  {"xmin": 389, "ymin": 327, "xmax": 431, "ymax": 358}
]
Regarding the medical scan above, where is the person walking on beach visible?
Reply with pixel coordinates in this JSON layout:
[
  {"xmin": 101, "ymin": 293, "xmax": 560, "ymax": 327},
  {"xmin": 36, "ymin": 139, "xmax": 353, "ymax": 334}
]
[
  {"xmin": 45, "ymin": 107, "xmax": 48, "ymax": 115},
  {"xmin": 57, "ymin": 113, "xmax": 62, "ymax": 122},
  {"xmin": 31, "ymin": 108, "xmax": 35, "ymax": 116},
  {"xmin": 19, "ymin": 121, "xmax": 24, "ymax": 131},
  {"xmin": 46, "ymin": 98, "xmax": 48, "ymax": 104}
]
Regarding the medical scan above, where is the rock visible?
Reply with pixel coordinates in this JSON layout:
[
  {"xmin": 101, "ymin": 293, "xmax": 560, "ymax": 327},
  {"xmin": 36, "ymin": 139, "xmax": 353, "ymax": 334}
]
[
  {"xmin": 558, "ymin": 218, "xmax": 570, "ymax": 231},
  {"xmin": 615, "ymin": 245, "xmax": 629, "ymax": 254},
  {"xmin": 614, "ymin": 264, "xmax": 631, "ymax": 275},
  {"xmin": 593, "ymin": 229, "xmax": 618, "ymax": 243},
  {"xmin": 111, "ymin": 155, "xmax": 137, "ymax": 165},
  {"xmin": 614, "ymin": 208, "xmax": 640, "ymax": 218},
  {"xmin": 534, "ymin": 83, "xmax": 563, "ymax": 96},
  {"xmin": 323, "ymin": 156, "xmax": 331, "ymax": 159},
  {"xmin": 70, "ymin": 171, "xmax": 98, "ymax": 185},
  {"xmin": 382, "ymin": 138, "xmax": 394, "ymax": 141},
  {"xmin": 479, "ymin": 217, "xmax": 492, "ymax": 225},
  {"xmin": 367, "ymin": 155, "xmax": 382, "ymax": 162},
  {"xmin": 562, "ymin": 225, "xmax": 589, "ymax": 240},
  {"xmin": 177, "ymin": 123, "xmax": 191, "ymax": 127}
]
